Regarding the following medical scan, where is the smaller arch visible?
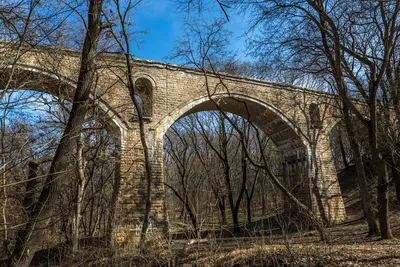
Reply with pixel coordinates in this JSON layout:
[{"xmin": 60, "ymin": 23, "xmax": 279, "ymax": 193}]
[
  {"xmin": 133, "ymin": 74, "xmax": 156, "ymax": 118},
  {"xmin": 309, "ymin": 103, "xmax": 322, "ymax": 129},
  {"xmin": 1, "ymin": 64, "xmax": 129, "ymax": 139}
]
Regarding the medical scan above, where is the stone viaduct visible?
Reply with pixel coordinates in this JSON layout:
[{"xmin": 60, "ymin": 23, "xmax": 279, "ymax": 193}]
[{"xmin": 0, "ymin": 45, "xmax": 346, "ymax": 244}]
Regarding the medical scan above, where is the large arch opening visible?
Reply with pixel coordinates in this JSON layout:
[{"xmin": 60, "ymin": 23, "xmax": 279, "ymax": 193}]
[
  {"xmin": 0, "ymin": 65, "xmax": 125, "ymax": 250},
  {"xmin": 157, "ymin": 94, "xmax": 314, "ymax": 237}
]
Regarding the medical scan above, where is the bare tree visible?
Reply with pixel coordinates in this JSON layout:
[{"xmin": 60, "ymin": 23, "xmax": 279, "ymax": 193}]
[
  {"xmin": 164, "ymin": 125, "xmax": 201, "ymax": 236},
  {"xmin": 102, "ymin": 0, "xmax": 157, "ymax": 249},
  {"xmin": 172, "ymin": 14, "xmax": 332, "ymax": 240},
  {"xmin": 235, "ymin": 0, "xmax": 399, "ymax": 239},
  {"xmin": 8, "ymin": 0, "xmax": 105, "ymax": 265}
]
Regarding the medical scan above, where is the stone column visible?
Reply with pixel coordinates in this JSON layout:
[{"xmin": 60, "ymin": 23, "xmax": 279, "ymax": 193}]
[
  {"xmin": 112, "ymin": 127, "xmax": 167, "ymax": 245},
  {"xmin": 282, "ymin": 150, "xmax": 312, "ymax": 213},
  {"xmin": 314, "ymin": 132, "xmax": 346, "ymax": 224}
]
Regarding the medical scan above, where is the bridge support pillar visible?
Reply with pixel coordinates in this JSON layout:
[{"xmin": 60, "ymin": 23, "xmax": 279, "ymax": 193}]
[
  {"xmin": 282, "ymin": 150, "xmax": 311, "ymax": 212},
  {"xmin": 313, "ymin": 133, "xmax": 346, "ymax": 224},
  {"xmin": 282, "ymin": 137, "xmax": 346, "ymax": 225},
  {"xmin": 112, "ymin": 128, "xmax": 168, "ymax": 246}
]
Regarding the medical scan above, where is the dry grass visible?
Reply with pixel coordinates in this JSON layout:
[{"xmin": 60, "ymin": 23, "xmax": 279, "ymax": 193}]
[
  {"xmin": 23, "ymin": 168, "xmax": 400, "ymax": 266},
  {"xmin": 25, "ymin": 209, "xmax": 400, "ymax": 266},
  {"xmin": 192, "ymin": 242, "xmax": 400, "ymax": 267},
  {"xmin": 173, "ymin": 207, "xmax": 400, "ymax": 266}
]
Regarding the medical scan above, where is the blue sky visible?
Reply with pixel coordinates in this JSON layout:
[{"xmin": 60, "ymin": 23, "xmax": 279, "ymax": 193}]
[{"xmin": 132, "ymin": 1, "xmax": 249, "ymax": 63}]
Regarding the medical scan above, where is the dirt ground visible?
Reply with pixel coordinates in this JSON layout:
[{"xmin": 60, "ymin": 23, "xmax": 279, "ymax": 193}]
[{"xmin": 173, "ymin": 209, "xmax": 400, "ymax": 266}]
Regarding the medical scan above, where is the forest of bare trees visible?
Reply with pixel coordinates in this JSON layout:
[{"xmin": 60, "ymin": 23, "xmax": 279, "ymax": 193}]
[{"xmin": 0, "ymin": 0, "xmax": 400, "ymax": 266}]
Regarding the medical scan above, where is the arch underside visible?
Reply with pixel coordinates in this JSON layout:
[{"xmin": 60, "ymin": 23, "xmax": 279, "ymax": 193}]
[
  {"xmin": 0, "ymin": 66, "xmax": 126, "ymax": 138},
  {"xmin": 178, "ymin": 95, "xmax": 307, "ymax": 153}
]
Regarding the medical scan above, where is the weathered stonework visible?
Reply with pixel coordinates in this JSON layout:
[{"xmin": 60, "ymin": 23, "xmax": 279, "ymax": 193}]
[{"xmin": 0, "ymin": 46, "xmax": 346, "ymax": 245}]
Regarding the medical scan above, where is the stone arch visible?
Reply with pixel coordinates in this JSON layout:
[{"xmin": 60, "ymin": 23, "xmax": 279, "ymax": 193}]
[
  {"xmin": 154, "ymin": 93, "xmax": 315, "ymax": 214},
  {"xmin": 0, "ymin": 64, "xmax": 128, "ymax": 139},
  {"xmin": 133, "ymin": 73, "xmax": 155, "ymax": 118},
  {"xmin": 112, "ymin": 84, "xmax": 345, "ymax": 244},
  {"xmin": 155, "ymin": 93, "xmax": 311, "ymax": 156},
  {"xmin": 324, "ymin": 113, "xmax": 369, "ymax": 146}
]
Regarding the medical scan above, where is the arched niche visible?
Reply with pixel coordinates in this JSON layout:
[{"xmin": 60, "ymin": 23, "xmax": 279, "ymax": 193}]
[
  {"xmin": 309, "ymin": 103, "xmax": 322, "ymax": 129},
  {"xmin": 132, "ymin": 74, "xmax": 155, "ymax": 118}
]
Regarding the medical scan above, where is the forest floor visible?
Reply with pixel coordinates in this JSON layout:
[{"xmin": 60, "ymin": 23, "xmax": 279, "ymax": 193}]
[
  {"xmin": 168, "ymin": 166, "xmax": 400, "ymax": 266},
  {"xmin": 26, "ymin": 165, "xmax": 400, "ymax": 266},
  {"xmin": 171, "ymin": 212, "xmax": 400, "ymax": 266},
  {"xmin": 55, "ymin": 210, "xmax": 400, "ymax": 267}
]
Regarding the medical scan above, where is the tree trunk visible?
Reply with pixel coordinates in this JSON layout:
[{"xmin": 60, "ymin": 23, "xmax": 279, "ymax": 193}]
[
  {"xmin": 10, "ymin": 1, "xmax": 104, "ymax": 266},
  {"xmin": 375, "ymin": 159, "xmax": 392, "ymax": 239},
  {"xmin": 220, "ymin": 114, "xmax": 245, "ymax": 233},
  {"xmin": 265, "ymin": 167, "xmax": 327, "ymax": 241},
  {"xmin": 242, "ymin": 147, "xmax": 252, "ymax": 225},
  {"xmin": 184, "ymin": 197, "xmax": 198, "ymax": 237},
  {"xmin": 106, "ymin": 154, "xmax": 121, "ymax": 244},
  {"xmin": 245, "ymin": 189, "xmax": 252, "ymax": 224},
  {"xmin": 368, "ymin": 97, "xmax": 392, "ymax": 240},
  {"xmin": 219, "ymin": 114, "xmax": 238, "ymax": 232},
  {"xmin": 1, "ymin": 103, "xmax": 8, "ymax": 253},
  {"xmin": 338, "ymin": 127, "xmax": 349, "ymax": 168},
  {"xmin": 23, "ymin": 162, "xmax": 39, "ymax": 216},
  {"xmin": 390, "ymin": 157, "xmax": 400, "ymax": 204},
  {"xmin": 343, "ymin": 108, "xmax": 379, "ymax": 236},
  {"xmin": 72, "ymin": 138, "xmax": 86, "ymax": 255},
  {"xmin": 218, "ymin": 198, "xmax": 227, "ymax": 226},
  {"xmin": 261, "ymin": 177, "xmax": 266, "ymax": 216},
  {"xmin": 164, "ymin": 183, "xmax": 198, "ymax": 237},
  {"xmin": 115, "ymin": 6, "xmax": 154, "ymax": 248},
  {"xmin": 311, "ymin": 129, "xmax": 330, "ymax": 226}
]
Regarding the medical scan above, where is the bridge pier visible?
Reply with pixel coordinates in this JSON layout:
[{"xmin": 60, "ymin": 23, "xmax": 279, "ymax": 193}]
[
  {"xmin": 313, "ymin": 133, "xmax": 346, "ymax": 224},
  {"xmin": 112, "ymin": 128, "xmax": 168, "ymax": 246},
  {"xmin": 282, "ymin": 146, "xmax": 345, "ymax": 225},
  {"xmin": 282, "ymin": 149, "xmax": 312, "ymax": 212}
]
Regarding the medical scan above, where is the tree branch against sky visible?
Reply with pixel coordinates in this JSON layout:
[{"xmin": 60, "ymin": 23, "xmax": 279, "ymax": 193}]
[{"xmin": 124, "ymin": 0, "xmax": 248, "ymax": 62}]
